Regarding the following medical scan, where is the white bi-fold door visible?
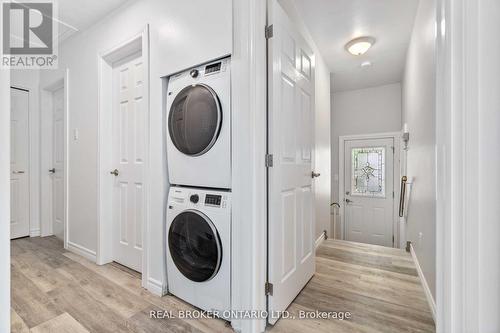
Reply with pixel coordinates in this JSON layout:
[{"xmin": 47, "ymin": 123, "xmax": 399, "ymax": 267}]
[
  {"xmin": 10, "ymin": 88, "xmax": 30, "ymax": 239},
  {"xmin": 344, "ymin": 138, "xmax": 394, "ymax": 247},
  {"xmin": 51, "ymin": 87, "xmax": 65, "ymax": 240},
  {"xmin": 111, "ymin": 53, "xmax": 145, "ymax": 272},
  {"xmin": 267, "ymin": 0, "xmax": 317, "ymax": 324}
]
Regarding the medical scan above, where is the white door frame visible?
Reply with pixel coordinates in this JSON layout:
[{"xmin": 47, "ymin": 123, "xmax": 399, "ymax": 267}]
[
  {"xmin": 9, "ymin": 86, "xmax": 31, "ymax": 239},
  {"xmin": 96, "ymin": 25, "xmax": 150, "ymax": 289},
  {"xmin": 230, "ymin": 0, "xmax": 267, "ymax": 332},
  {"xmin": 40, "ymin": 70, "xmax": 69, "ymax": 248},
  {"xmin": 338, "ymin": 132, "xmax": 401, "ymax": 247}
]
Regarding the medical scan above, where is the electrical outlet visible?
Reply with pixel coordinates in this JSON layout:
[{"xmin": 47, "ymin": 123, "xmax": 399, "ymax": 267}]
[{"xmin": 418, "ymin": 232, "xmax": 423, "ymax": 248}]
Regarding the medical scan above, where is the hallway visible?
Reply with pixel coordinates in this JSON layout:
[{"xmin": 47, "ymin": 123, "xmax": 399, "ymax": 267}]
[
  {"xmin": 11, "ymin": 237, "xmax": 434, "ymax": 333},
  {"xmin": 270, "ymin": 239, "xmax": 435, "ymax": 332}
]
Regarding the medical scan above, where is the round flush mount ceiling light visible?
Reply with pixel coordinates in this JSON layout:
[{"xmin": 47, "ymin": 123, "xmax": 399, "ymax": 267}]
[{"xmin": 345, "ymin": 36, "xmax": 376, "ymax": 56}]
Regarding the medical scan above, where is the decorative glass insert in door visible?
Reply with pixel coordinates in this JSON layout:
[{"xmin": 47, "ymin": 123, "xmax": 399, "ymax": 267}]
[{"xmin": 351, "ymin": 147, "xmax": 385, "ymax": 197}]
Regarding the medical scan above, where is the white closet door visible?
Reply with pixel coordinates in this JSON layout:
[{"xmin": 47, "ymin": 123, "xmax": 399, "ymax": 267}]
[
  {"xmin": 267, "ymin": 0, "xmax": 316, "ymax": 324},
  {"xmin": 111, "ymin": 54, "xmax": 145, "ymax": 272},
  {"xmin": 51, "ymin": 87, "xmax": 65, "ymax": 240},
  {"xmin": 10, "ymin": 88, "xmax": 30, "ymax": 239}
]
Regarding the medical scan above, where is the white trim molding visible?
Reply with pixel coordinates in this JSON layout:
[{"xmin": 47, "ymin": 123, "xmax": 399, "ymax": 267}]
[
  {"xmin": 30, "ymin": 228, "xmax": 41, "ymax": 237},
  {"xmin": 231, "ymin": 0, "xmax": 267, "ymax": 332},
  {"xmin": 315, "ymin": 231, "xmax": 326, "ymax": 249},
  {"xmin": 67, "ymin": 241, "xmax": 97, "ymax": 262},
  {"xmin": 436, "ymin": 0, "xmax": 500, "ymax": 332},
  {"xmin": 147, "ymin": 278, "xmax": 164, "ymax": 297},
  {"xmin": 410, "ymin": 243, "xmax": 436, "ymax": 322},
  {"xmin": 338, "ymin": 132, "xmax": 402, "ymax": 247}
]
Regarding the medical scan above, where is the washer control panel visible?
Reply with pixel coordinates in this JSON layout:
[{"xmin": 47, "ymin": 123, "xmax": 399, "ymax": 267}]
[{"xmin": 205, "ymin": 194, "xmax": 222, "ymax": 207}]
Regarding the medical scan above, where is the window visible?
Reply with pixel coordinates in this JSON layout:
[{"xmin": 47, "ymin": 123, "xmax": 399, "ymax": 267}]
[{"xmin": 351, "ymin": 147, "xmax": 385, "ymax": 197}]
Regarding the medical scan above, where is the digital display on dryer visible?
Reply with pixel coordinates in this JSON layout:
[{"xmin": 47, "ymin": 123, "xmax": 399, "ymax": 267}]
[
  {"xmin": 205, "ymin": 194, "xmax": 222, "ymax": 206},
  {"xmin": 205, "ymin": 62, "xmax": 221, "ymax": 74}
]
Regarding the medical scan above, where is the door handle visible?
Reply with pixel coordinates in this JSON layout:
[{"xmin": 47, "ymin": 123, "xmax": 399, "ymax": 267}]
[
  {"xmin": 12, "ymin": 170, "xmax": 25, "ymax": 174},
  {"xmin": 345, "ymin": 198, "xmax": 353, "ymax": 204},
  {"xmin": 49, "ymin": 168, "xmax": 55, "ymax": 174},
  {"xmin": 311, "ymin": 171, "xmax": 321, "ymax": 178},
  {"xmin": 110, "ymin": 169, "xmax": 119, "ymax": 177}
]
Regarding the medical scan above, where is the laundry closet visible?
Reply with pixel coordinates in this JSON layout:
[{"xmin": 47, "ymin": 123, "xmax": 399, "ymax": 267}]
[{"xmin": 164, "ymin": 57, "xmax": 232, "ymax": 316}]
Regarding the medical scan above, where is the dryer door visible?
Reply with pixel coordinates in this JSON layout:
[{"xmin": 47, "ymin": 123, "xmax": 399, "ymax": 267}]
[
  {"xmin": 168, "ymin": 84, "xmax": 222, "ymax": 156},
  {"xmin": 168, "ymin": 210, "xmax": 222, "ymax": 282}
]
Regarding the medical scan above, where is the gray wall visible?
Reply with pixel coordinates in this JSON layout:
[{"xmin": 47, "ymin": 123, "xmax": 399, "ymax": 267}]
[
  {"xmin": 402, "ymin": 0, "xmax": 436, "ymax": 297},
  {"xmin": 331, "ymin": 83, "xmax": 402, "ymax": 238}
]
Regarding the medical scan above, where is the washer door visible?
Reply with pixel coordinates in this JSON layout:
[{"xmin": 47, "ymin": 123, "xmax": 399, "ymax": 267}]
[
  {"xmin": 168, "ymin": 84, "xmax": 222, "ymax": 156},
  {"xmin": 168, "ymin": 210, "xmax": 222, "ymax": 282}
]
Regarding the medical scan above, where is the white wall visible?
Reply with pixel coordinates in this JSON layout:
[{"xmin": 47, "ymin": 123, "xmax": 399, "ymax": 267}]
[
  {"xmin": 331, "ymin": 83, "xmax": 402, "ymax": 237},
  {"xmin": 402, "ymin": 0, "xmax": 436, "ymax": 298},
  {"xmin": 39, "ymin": 0, "xmax": 232, "ymax": 291},
  {"xmin": 11, "ymin": 70, "xmax": 41, "ymax": 237},
  {"xmin": 0, "ymin": 70, "xmax": 11, "ymax": 333},
  {"xmin": 278, "ymin": 0, "xmax": 332, "ymax": 239}
]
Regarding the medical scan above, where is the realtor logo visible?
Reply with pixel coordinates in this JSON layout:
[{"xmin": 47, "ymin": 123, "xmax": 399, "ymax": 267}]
[{"xmin": 1, "ymin": 1, "xmax": 58, "ymax": 68}]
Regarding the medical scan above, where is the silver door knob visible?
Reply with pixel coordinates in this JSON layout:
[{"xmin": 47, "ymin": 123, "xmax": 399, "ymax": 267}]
[
  {"xmin": 110, "ymin": 169, "xmax": 119, "ymax": 176},
  {"xmin": 345, "ymin": 198, "xmax": 353, "ymax": 204},
  {"xmin": 12, "ymin": 170, "xmax": 25, "ymax": 174},
  {"xmin": 49, "ymin": 168, "xmax": 55, "ymax": 174},
  {"xmin": 311, "ymin": 171, "xmax": 321, "ymax": 178}
]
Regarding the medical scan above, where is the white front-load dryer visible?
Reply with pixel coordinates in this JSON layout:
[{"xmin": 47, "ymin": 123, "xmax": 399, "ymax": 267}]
[
  {"xmin": 166, "ymin": 57, "xmax": 231, "ymax": 189},
  {"xmin": 166, "ymin": 186, "xmax": 231, "ymax": 315}
]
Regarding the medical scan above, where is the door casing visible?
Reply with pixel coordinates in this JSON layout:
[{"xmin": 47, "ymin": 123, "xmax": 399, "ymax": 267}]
[{"xmin": 338, "ymin": 132, "xmax": 401, "ymax": 247}]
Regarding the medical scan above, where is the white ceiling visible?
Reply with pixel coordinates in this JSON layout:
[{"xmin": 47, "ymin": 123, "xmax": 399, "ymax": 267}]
[
  {"xmin": 56, "ymin": 0, "xmax": 131, "ymax": 43},
  {"xmin": 292, "ymin": 0, "xmax": 420, "ymax": 92}
]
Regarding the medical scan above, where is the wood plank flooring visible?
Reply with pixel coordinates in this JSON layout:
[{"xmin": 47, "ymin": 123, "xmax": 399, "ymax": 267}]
[{"xmin": 11, "ymin": 237, "xmax": 434, "ymax": 333}]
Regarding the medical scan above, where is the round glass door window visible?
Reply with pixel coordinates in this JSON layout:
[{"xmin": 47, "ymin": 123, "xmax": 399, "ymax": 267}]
[
  {"xmin": 168, "ymin": 210, "xmax": 222, "ymax": 282},
  {"xmin": 168, "ymin": 84, "xmax": 222, "ymax": 156}
]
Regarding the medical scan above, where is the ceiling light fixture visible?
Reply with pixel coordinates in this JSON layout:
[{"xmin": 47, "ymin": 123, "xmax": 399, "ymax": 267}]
[{"xmin": 345, "ymin": 36, "xmax": 376, "ymax": 56}]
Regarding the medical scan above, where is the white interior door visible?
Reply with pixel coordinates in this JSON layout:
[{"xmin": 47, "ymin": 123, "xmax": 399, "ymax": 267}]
[
  {"xmin": 267, "ymin": 1, "xmax": 316, "ymax": 324},
  {"xmin": 51, "ymin": 87, "xmax": 65, "ymax": 240},
  {"xmin": 344, "ymin": 138, "xmax": 394, "ymax": 247},
  {"xmin": 10, "ymin": 88, "xmax": 30, "ymax": 239},
  {"xmin": 111, "ymin": 53, "xmax": 144, "ymax": 272}
]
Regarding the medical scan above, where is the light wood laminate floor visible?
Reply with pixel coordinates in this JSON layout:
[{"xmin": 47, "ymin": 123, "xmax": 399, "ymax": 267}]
[{"xmin": 11, "ymin": 237, "xmax": 434, "ymax": 333}]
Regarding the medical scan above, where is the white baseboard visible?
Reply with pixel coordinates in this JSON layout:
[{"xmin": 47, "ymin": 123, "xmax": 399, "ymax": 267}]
[
  {"xmin": 410, "ymin": 244, "xmax": 436, "ymax": 322},
  {"xmin": 67, "ymin": 241, "xmax": 97, "ymax": 262},
  {"xmin": 30, "ymin": 228, "xmax": 41, "ymax": 237},
  {"xmin": 315, "ymin": 231, "xmax": 326, "ymax": 249},
  {"xmin": 147, "ymin": 277, "xmax": 164, "ymax": 296}
]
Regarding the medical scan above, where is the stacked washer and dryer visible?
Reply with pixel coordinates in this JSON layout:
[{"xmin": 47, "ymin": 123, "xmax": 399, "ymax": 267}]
[{"xmin": 165, "ymin": 57, "xmax": 231, "ymax": 316}]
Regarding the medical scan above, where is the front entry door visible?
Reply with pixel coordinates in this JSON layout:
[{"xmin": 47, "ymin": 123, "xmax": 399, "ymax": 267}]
[
  {"xmin": 10, "ymin": 88, "xmax": 30, "ymax": 239},
  {"xmin": 51, "ymin": 87, "xmax": 65, "ymax": 240},
  {"xmin": 111, "ymin": 53, "xmax": 145, "ymax": 272},
  {"xmin": 344, "ymin": 138, "xmax": 394, "ymax": 247},
  {"xmin": 267, "ymin": 0, "xmax": 316, "ymax": 324}
]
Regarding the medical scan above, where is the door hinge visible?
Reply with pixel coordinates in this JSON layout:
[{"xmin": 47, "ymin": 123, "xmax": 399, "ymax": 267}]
[
  {"xmin": 392, "ymin": 235, "xmax": 395, "ymax": 245},
  {"xmin": 265, "ymin": 282, "xmax": 274, "ymax": 296},
  {"xmin": 392, "ymin": 191, "xmax": 395, "ymax": 198},
  {"xmin": 265, "ymin": 25, "xmax": 274, "ymax": 39},
  {"xmin": 265, "ymin": 154, "xmax": 274, "ymax": 168},
  {"xmin": 391, "ymin": 146, "xmax": 395, "ymax": 153}
]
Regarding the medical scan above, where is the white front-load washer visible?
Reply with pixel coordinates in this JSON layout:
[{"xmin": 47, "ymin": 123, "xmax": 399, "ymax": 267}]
[
  {"xmin": 166, "ymin": 186, "xmax": 231, "ymax": 315},
  {"xmin": 166, "ymin": 57, "xmax": 231, "ymax": 189}
]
